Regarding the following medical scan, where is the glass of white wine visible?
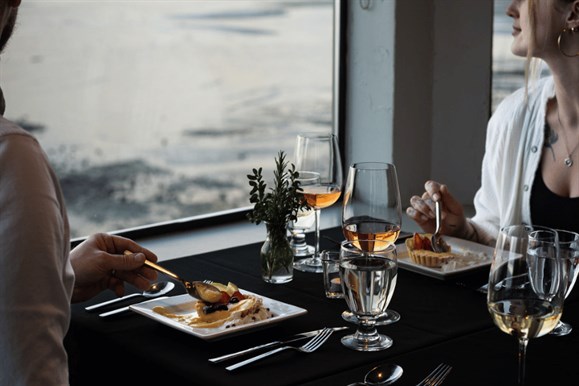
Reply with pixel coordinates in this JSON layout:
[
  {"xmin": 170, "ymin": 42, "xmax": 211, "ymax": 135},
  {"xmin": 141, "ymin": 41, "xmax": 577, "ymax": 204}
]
[
  {"xmin": 341, "ymin": 162, "xmax": 402, "ymax": 325},
  {"xmin": 293, "ymin": 133, "xmax": 343, "ymax": 273},
  {"xmin": 340, "ymin": 240, "xmax": 397, "ymax": 351},
  {"xmin": 487, "ymin": 225, "xmax": 565, "ymax": 386}
]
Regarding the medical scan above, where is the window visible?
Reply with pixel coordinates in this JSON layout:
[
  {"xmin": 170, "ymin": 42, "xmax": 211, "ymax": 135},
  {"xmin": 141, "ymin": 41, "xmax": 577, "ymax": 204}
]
[
  {"xmin": 492, "ymin": 0, "xmax": 526, "ymax": 112},
  {"xmin": 3, "ymin": 0, "xmax": 334, "ymax": 238}
]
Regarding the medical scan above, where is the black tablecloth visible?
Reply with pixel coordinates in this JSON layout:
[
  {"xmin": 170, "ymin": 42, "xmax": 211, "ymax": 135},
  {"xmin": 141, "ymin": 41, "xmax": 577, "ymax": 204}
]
[{"xmin": 66, "ymin": 227, "xmax": 579, "ymax": 386}]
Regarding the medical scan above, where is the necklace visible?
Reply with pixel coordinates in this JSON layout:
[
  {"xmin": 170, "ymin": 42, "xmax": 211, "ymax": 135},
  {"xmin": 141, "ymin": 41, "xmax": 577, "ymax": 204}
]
[{"xmin": 556, "ymin": 108, "xmax": 579, "ymax": 167}]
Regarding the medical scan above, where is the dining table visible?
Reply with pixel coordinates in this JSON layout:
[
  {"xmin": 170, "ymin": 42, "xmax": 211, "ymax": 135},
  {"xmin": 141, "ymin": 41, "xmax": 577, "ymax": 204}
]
[{"xmin": 66, "ymin": 227, "xmax": 579, "ymax": 386}]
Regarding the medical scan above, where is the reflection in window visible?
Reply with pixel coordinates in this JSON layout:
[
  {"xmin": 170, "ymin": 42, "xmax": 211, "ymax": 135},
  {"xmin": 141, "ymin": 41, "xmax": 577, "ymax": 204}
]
[{"xmin": 3, "ymin": 0, "xmax": 333, "ymax": 237}]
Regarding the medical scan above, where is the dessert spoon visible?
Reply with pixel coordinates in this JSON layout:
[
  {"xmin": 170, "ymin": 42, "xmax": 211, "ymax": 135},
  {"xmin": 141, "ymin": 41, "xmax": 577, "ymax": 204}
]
[
  {"xmin": 143, "ymin": 259, "xmax": 223, "ymax": 303},
  {"xmin": 348, "ymin": 363, "xmax": 403, "ymax": 385}
]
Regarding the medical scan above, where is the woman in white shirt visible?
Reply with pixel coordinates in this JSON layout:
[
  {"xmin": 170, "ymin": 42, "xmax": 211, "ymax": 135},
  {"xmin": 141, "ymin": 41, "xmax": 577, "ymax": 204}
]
[{"xmin": 407, "ymin": 0, "xmax": 579, "ymax": 246}]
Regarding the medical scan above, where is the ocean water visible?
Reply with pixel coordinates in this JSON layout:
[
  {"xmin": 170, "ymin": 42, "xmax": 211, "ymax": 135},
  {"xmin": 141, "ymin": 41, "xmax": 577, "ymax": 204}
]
[{"xmin": 2, "ymin": 0, "xmax": 333, "ymax": 237}]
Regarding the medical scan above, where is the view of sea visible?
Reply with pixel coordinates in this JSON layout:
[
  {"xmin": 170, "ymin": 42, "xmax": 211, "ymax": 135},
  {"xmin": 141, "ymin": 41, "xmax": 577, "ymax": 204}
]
[{"xmin": 2, "ymin": 0, "xmax": 333, "ymax": 237}]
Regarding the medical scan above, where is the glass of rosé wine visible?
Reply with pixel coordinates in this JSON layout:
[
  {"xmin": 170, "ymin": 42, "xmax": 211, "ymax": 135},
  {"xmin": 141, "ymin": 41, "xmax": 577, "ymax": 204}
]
[{"xmin": 293, "ymin": 133, "xmax": 343, "ymax": 273}]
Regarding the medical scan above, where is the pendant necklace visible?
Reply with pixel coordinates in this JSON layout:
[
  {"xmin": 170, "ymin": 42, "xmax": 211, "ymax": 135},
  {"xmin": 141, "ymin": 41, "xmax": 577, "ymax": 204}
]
[{"xmin": 556, "ymin": 108, "xmax": 579, "ymax": 167}]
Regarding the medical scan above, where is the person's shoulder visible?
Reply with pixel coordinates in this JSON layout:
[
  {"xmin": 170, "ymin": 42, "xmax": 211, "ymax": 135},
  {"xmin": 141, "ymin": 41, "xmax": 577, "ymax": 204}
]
[
  {"xmin": 492, "ymin": 76, "xmax": 552, "ymax": 121},
  {"xmin": 0, "ymin": 116, "xmax": 41, "ymax": 151},
  {"xmin": 0, "ymin": 116, "xmax": 37, "ymax": 142}
]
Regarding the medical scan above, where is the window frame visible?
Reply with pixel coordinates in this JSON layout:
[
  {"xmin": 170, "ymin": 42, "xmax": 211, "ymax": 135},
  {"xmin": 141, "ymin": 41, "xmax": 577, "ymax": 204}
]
[{"xmin": 71, "ymin": 0, "xmax": 347, "ymax": 247}]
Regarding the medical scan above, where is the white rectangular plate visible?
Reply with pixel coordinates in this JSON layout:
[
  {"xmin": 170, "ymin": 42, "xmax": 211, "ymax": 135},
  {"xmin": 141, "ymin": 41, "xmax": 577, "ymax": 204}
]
[
  {"xmin": 397, "ymin": 236, "xmax": 494, "ymax": 279},
  {"xmin": 130, "ymin": 290, "xmax": 307, "ymax": 340}
]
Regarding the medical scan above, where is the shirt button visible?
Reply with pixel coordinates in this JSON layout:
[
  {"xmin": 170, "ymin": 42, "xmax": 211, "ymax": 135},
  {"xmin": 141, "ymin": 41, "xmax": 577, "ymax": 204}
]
[
  {"xmin": 531, "ymin": 146, "xmax": 538, "ymax": 153},
  {"xmin": 524, "ymin": 185, "xmax": 529, "ymax": 191}
]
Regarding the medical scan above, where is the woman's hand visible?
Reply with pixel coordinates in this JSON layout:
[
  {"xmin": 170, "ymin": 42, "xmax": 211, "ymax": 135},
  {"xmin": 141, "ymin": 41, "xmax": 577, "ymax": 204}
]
[
  {"xmin": 69, "ymin": 233, "xmax": 158, "ymax": 303},
  {"xmin": 406, "ymin": 180, "xmax": 470, "ymax": 238}
]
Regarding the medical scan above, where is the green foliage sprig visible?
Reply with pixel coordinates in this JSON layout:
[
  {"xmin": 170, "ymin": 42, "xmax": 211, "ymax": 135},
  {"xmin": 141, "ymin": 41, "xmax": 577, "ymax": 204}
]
[{"xmin": 247, "ymin": 151, "xmax": 309, "ymax": 231}]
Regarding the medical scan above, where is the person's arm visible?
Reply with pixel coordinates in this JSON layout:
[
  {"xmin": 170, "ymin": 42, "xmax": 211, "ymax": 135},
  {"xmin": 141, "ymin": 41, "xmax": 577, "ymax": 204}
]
[{"xmin": 0, "ymin": 131, "xmax": 71, "ymax": 385}]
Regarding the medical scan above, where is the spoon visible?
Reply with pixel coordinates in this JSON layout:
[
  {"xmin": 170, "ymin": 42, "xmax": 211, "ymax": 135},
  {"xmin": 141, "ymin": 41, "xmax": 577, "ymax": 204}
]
[
  {"xmin": 431, "ymin": 200, "xmax": 445, "ymax": 253},
  {"xmin": 348, "ymin": 363, "xmax": 404, "ymax": 385},
  {"xmin": 142, "ymin": 259, "xmax": 223, "ymax": 303},
  {"xmin": 85, "ymin": 281, "xmax": 175, "ymax": 311}
]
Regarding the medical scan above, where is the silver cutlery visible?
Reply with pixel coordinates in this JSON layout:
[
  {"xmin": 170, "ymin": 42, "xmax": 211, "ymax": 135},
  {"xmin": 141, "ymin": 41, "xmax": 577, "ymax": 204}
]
[
  {"xmin": 225, "ymin": 327, "xmax": 334, "ymax": 371},
  {"xmin": 431, "ymin": 200, "xmax": 445, "ymax": 253},
  {"xmin": 347, "ymin": 363, "xmax": 403, "ymax": 385},
  {"xmin": 98, "ymin": 296, "xmax": 170, "ymax": 317},
  {"xmin": 209, "ymin": 326, "xmax": 348, "ymax": 363},
  {"xmin": 416, "ymin": 363, "xmax": 452, "ymax": 386},
  {"xmin": 85, "ymin": 281, "xmax": 175, "ymax": 311}
]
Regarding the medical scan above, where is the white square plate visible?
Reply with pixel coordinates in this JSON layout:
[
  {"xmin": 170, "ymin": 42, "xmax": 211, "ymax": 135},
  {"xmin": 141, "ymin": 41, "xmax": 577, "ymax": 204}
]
[
  {"xmin": 130, "ymin": 290, "xmax": 307, "ymax": 340},
  {"xmin": 397, "ymin": 236, "xmax": 494, "ymax": 279}
]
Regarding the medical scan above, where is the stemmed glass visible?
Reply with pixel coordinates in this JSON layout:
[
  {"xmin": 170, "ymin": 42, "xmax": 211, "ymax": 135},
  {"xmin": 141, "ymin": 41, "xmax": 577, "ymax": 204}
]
[
  {"xmin": 487, "ymin": 225, "xmax": 565, "ymax": 386},
  {"xmin": 293, "ymin": 133, "xmax": 343, "ymax": 273},
  {"xmin": 341, "ymin": 162, "xmax": 402, "ymax": 325},
  {"xmin": 550, "ymin": 229, "xmax": 579, "ymax": 336},
  {"xmin": 287, "ymin": 172, "xmax": 319, "ymax": 258},
  {"xmin": 339, "ymin": 240, "xmax": 398, "ymax": 351}
]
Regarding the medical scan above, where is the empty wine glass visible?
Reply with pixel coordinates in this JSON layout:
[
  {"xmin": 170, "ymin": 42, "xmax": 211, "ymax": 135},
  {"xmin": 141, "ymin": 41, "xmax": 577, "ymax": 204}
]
[
  {"xmin": 341, "ymin": 162, "xmax": 402, "ymax": 325},
  {"xmin": 550, "ymin": 229, "xmax": 579, "ymax": 336},
  {"xmin": 288, "ymin": 172, "xmax": 319, "ymax": 258},
  {"xmin": 293, "ymin": 133, "xmax": 343, "ymax": 273},
  {"xmin": 340, "ymin": 240, "xmax": 398, "ymax": 351},
  {"xmin": 487, "ymin": 225, "xmax": 565, "ymax": 386}
]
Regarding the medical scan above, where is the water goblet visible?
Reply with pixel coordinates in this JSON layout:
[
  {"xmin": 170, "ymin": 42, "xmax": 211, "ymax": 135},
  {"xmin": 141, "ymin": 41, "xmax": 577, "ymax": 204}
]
[
  {"xmin": 550, "ymin": 229, "xmax": 579, "ymax": 336},
  {"xmin": 340, "ymin": 240, "xmax": 398, "ymax": 351},
  {"xmin": 487, "ymin": 225, "xmax": 565, "ymax": 386},
  {"xmin": 293, "ymin": 133, "xmax": 343, "ymax": 273}
]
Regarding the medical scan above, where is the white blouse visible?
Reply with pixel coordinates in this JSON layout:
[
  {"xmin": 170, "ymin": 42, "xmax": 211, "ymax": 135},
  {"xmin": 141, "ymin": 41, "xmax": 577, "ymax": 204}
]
[{"xmin": 470, "ymin": 76, "xmax": 555, "ymax": 246}]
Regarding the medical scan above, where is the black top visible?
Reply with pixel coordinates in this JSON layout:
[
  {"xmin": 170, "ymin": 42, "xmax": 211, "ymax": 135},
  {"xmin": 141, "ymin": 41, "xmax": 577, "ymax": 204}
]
[{"xmin": 530, "ymin": 165, "xmax": 579, "ymax": 233}]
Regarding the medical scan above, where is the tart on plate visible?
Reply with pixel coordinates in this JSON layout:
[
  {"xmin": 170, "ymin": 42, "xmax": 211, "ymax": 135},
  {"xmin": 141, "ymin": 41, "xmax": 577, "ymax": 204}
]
[{"xmin": 405, "ymin": 233, "xmax": 456, "ymax": 268}]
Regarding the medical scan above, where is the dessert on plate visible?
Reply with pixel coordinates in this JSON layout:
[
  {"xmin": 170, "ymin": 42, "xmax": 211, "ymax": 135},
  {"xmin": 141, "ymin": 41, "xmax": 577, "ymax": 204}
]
[
  {"xmin": 405, "ymin": 233, "xmax": 456, "ymax": 268},
  {"xmin": 152, "ymin": 281, "xmax": 273, "ymax": 328}
]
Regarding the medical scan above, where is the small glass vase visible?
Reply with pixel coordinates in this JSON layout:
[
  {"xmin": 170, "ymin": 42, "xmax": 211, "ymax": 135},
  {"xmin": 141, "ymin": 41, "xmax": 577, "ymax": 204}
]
[{"xmin": 261, "ymin": 224, "xmax": 294, "ymax": 284}]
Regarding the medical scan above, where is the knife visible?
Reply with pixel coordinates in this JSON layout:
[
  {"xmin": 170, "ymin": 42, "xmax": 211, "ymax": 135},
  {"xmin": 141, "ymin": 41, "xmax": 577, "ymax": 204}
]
[{"xmin": 208, "ymin": 326, "xmax": 349, "ymax": 363}]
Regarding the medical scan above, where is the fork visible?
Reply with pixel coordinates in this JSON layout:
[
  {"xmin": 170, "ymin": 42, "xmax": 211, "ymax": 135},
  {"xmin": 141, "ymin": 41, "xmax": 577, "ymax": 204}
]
[
  {"xmin": 225, "ymin": 327, "xmax": 334, "ymax": 371},
  {"xmin": 416, "ymin": 363, "xmax": 452, "ymax": 386}
]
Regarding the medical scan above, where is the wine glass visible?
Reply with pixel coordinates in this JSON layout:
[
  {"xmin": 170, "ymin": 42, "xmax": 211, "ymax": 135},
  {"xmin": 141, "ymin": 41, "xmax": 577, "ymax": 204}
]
[
  {"xmin": 342, "ymin": 162, "xmax": 402, "ymax": 250},
  {"xmin": 550, "ymin": 229, "xmax": 579, "ymax": 336},
  {"xmin": 339, "ymin": 240, "xmax": 398, "ymax": 351},
  {"xmin": 287, "ymin": 172, "xmax": 319, "ymax": 258},
  {"xmin": 293, "ymin": 133, "xmax": 343, "ymax": 273},
  {"xmin": 341, "ymin": 162, "xmax": 402, "ymax": 325},
  {"xmin": 487, "ymin": 225, "xmax": 565, "ymax": 386}
]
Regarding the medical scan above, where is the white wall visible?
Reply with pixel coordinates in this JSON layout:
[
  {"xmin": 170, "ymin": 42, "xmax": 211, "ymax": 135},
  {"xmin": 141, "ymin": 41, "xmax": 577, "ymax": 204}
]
[{"xmin": 344, "ymin": 0, "xmax": 493, "ymax": 210}]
